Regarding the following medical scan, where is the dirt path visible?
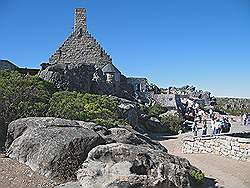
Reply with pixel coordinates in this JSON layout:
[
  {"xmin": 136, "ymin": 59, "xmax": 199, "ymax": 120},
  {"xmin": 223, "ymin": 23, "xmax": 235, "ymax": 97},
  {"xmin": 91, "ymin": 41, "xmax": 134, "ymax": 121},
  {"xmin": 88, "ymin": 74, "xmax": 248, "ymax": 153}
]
[
  {"xmin": 160, "ymin": 138, "xmax": 250, "ymax": 188},
  {"xmin": 0, "ymin": 155, "xmax": 55, "ymax": 188}
]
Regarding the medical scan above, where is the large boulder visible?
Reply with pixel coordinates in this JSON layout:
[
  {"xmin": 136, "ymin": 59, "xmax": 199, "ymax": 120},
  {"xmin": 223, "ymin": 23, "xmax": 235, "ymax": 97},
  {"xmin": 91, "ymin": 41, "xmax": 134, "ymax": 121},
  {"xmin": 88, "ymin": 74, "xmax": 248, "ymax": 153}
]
[
  {"xmin": 5, "ymin": 117, "xmax": 82, "ymax": 148},
  {"xmin": 98, "ymin": 127, "xmax": 167, "ymax": 152},
  {"xmin": 111, "ymin": 96, "xmax": 139, "ymax": 127},
  {"xmin": 6, "ymin": 117, "xmax": 105, "ymax": 182},
  {"xmin": 5, "ymin": 117, "xmax": 166, "ymax": 182},
  {"xmin": 159, "ymin": 110, "xmax": 180, "ymax": 118},
  {"xmin": 77, "ymin": 143, "xmax": 196, "ymax": 188},
  {"xmin": 139, "ymin": 115, "xmax": 169, "ymax": 133},
  {"xmin": 6, "ymin": 117, "xmax": 200, "ymax": 188}
]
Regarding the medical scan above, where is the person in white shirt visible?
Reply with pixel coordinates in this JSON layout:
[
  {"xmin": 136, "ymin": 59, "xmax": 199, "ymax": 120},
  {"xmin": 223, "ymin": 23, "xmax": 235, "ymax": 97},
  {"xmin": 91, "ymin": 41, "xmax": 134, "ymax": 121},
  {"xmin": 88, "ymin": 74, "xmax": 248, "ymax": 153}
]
[{"xmin": 242, "ymin": 114, "xmax": 247, "ymax": 125}]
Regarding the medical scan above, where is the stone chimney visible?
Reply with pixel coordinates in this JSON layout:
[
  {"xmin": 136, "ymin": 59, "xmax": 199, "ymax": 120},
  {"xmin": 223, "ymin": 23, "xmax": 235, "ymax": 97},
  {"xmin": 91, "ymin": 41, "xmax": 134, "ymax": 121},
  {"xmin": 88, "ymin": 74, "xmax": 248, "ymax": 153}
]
[{"xmin": 74, "ymin": 8, "xmax": 87, "ymax": 33}]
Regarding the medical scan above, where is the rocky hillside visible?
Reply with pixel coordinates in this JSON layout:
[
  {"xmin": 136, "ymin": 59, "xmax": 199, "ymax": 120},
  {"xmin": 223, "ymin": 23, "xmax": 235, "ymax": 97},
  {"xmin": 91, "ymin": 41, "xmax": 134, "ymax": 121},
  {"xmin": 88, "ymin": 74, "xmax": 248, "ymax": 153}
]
[
  {"xmin": 216, "ymin": 97, "xmax": 250, "ymax": 116},
  {"xmin": 0, "ymin": 70, "xmax": 205, "ymax": 187}
]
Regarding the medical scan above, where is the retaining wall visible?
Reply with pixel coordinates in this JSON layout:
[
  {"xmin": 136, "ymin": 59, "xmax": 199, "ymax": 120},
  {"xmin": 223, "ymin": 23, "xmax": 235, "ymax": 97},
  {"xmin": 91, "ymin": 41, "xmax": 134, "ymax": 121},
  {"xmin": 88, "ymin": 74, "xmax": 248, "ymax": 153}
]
[{"xmin": 182, "ymin": 134, "xmax": 250, "ymax": 161}]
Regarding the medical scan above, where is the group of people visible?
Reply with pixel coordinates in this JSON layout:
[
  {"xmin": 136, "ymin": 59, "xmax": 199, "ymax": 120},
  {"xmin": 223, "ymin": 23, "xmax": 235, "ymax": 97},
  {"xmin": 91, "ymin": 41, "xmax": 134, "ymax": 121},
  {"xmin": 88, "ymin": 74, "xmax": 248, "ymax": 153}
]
[
  {"xmin": 210, "ymin": 117, "xmax": 231, "ymax": 135},
  {"xmin": 187, "ymin": 103, "xmax": 231, "ymax": 136}
]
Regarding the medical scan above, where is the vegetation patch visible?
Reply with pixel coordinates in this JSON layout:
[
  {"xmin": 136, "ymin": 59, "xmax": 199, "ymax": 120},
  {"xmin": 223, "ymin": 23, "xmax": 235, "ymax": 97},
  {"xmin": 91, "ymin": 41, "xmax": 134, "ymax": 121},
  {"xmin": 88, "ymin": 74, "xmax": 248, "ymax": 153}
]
[
  {"xmin": 160, "ymin": 114, "xmax": 184, "ymax": 134},
  {"xmin": 216, "ymin": 97, "xmax": 250, "ymax": 116},
  {"xmin": 47, "ymin": 91, "xmax": 124, "ymax": 127},
  {"xmin": 148, "ymin": 104, "xmax": 166, "ymax": 117},
  {"xmin": 191, "ymin": 170, "xmax": 205, "ymax": 184},
  {"xmin": 0, "ymin": 71, "xmax": 128, "ymax": 147}
]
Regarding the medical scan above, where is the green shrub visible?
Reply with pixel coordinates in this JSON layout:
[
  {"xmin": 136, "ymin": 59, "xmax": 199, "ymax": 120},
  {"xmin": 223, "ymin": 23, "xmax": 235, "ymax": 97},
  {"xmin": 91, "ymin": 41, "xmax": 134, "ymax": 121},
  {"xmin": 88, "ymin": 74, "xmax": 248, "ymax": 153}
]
[
  {"xmin": 0, "ymin": 71, "xmax": 57, "ymax": 148},
  {"xmin": 95, "ymin": 118, "xmax": 128, "ymax": 128},
  {"xmin": 148, "ymin": 104, "xmax": 165, "ymax": 117},
  {"xmin": 191, "ymin": 170, "xmax": 205, "ymax": 184},
  {"xmin": 139, "ymin": 104, "xmax": 148, "ymax": 114},
  {"xmin": 0, "ymin": 71, "xmax": 57, "ymax": 124},
  {"xmin": 47, "ymin": 91, "xmax": 120, "ymax": 124},
  {"xmin": 0, "ymin": 71, "xmax": 129, "ymax": 145},
  {"xmin": 160, "ymin": 114, "xmax": 184, "ymax": 134}
]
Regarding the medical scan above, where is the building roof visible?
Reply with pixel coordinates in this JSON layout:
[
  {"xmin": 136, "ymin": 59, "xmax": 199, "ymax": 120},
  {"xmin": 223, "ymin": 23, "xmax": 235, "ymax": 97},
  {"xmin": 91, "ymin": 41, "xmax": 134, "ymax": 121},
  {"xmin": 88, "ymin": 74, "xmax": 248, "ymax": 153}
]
[
  {"xmin": 102, "ymin": 63, "xmax": 120, "ymax": 73},
  {"xmin": 0, "ymin": 60, "xmax": 18, "ymax": 70}
]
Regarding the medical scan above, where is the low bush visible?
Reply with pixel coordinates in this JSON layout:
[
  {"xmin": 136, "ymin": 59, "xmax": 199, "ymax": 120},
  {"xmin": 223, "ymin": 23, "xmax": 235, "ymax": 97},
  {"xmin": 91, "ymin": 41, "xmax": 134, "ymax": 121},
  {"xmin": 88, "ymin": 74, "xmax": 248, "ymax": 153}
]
[
  {"xmin": 191, "ymin": 170, "xmax": 205, "ymax": 184},
  {"xmin": 160, "ymin": 114, "xmax": 184, "ymax": 134},
  {"xmin": 47, "ymin": 91, "xmax": 123, "ymax": 126},
  {"xmin": 0, "ymin": 71, "xmax": 57, "ymax": 148},
  {"xmin": 0, "ymin": 71, "xmax": 57, "ymax": 125},
  {"xmin": 95, "ymin": 118, "xmax": 128, "ymax": 128},
  {"xmin": 148, "ymin": 104, "xmax": 165, "ymax": 117}
]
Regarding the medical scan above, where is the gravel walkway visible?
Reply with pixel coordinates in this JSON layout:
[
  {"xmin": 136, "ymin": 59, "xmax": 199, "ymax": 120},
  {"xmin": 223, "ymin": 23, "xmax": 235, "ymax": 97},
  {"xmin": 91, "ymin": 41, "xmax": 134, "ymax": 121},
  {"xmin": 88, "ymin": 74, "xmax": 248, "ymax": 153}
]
[
  {"xmin": 0, "ymin": 154, "xmax": 55, "ymax": 188},
  {"xmin": 160, "ymin": 136, "xmax": 250, "ymax": 188}
]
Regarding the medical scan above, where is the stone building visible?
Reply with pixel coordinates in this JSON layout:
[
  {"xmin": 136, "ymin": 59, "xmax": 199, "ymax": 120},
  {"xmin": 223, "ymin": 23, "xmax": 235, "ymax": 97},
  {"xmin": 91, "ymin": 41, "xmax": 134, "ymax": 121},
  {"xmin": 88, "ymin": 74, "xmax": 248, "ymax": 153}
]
[
  {"xmin": 102, "ymin": 63, "xmax": 121, "ymax": 83},
  {"xmin": 39, "ymin": 8, "xmax": 133, "ymax": 98},
  {"xmin": 47, "ymin": 8, "xmax": 112, "ymax": 68}
]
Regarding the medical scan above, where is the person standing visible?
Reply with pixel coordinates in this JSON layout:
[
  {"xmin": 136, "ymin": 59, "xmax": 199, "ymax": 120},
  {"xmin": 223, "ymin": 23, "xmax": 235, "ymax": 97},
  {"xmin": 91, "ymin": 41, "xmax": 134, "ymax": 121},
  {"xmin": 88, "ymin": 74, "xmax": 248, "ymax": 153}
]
[
  {"xmin": 198, "ymin": 109, "xmax": 203, "ymax": 123},
  {"xmin": 224, "ymin": 117, "xmax": 231, "ymax": 133},
  {"xmin": 211, "ymin": 118, "xmax": 216, "ymax": 135},
  {"xmin": 202, "ymin": 119, "xmax": 207, "ymax": 135},
  {"xmin": 242, "ymin": 113, "xmax": 247, "ymax": 125},
  {"xmin": 214, "ymin": 119, "xmax": 220, "ymax": 134},
  {"xmin": 216, "ymin": 118, "xmax": 222, "ymax": 134},
  {"xmin": 209, "ymin": 109, "xmax": 213, "ymax": 119},
  {"xmin": 192, "ymin": 121, "xmax": 198, "ymax": 136}
]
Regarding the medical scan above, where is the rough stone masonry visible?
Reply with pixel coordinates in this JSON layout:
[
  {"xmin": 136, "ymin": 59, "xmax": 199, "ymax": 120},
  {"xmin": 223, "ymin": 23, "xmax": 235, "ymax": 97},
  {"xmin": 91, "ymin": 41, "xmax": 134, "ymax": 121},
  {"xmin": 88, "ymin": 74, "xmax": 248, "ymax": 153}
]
[
  {"xmin": 182, "ymin": 134, "xmax": 250, "ymax": 161},
  {"xmin": 39, "ymin": 8, "xmax": 134, "ymax": 98},
  {"xmin": 48, "ymin": 8, "xmax": 112, "ymax": 68}
]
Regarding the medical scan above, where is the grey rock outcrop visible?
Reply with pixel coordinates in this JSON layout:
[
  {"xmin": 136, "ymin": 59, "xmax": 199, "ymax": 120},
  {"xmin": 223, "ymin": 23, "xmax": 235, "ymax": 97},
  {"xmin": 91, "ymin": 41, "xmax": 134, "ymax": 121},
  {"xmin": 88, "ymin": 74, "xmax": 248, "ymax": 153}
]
[
  {"xmin": 159, "ymin": 110, "xmax": 180, "ymax": 118},
  {"xmin": 139, "ymin": 115, "xmax": 169, "ymax": 133},
  {"xmin": 6, "ymin": 117, "xmax": 199, "ymax": 187},
  {"xmin": 39, "ymin": 62, "xmax": 96, "ymax": 92},
  {"xmin": 5, "ymin": 117, "xmax": 166, "ymax": 181},
  {"xmin": 6, "ymin": 117, "xmax": 105, "ymax": 182},
  {"xmin": 77, "ymin": 143, "xmax": 196, "ymax": 188},
  {"xmin": 114, "ymin": 97, "xmax": 139, "ymax": 126},
  {"xmin": 99, "ymin": 127, "xmax": 167, "ymax": 152}
]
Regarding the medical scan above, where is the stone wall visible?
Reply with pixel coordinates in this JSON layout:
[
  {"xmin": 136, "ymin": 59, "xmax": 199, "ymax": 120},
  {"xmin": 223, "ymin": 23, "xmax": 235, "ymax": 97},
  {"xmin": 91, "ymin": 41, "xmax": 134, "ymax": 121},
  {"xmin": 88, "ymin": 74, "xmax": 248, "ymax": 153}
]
[
  {"xmin": 182, "ymin": 134, "xmax": 250, "ymax": 161},
  {"xmin": 48, "ymin": 8, "xmax": 112, "ymax": 68},
  {"xmin": 48, "ymin": 31, "xmax": 112, "ymax": 69}
]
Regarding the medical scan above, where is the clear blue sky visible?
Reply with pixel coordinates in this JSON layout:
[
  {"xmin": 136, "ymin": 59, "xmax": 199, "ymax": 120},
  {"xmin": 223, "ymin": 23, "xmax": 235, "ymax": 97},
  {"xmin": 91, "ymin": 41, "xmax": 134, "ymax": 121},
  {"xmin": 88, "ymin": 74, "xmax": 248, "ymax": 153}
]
[{"xmin": 0, "ymin": 0, "xmax": 249, "ymax": 98}]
